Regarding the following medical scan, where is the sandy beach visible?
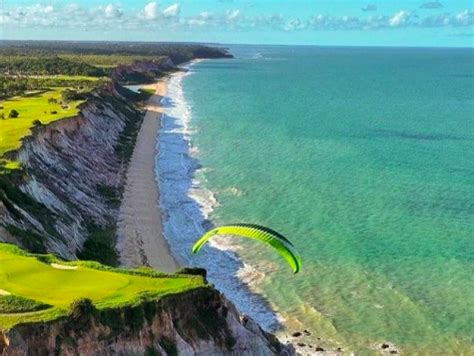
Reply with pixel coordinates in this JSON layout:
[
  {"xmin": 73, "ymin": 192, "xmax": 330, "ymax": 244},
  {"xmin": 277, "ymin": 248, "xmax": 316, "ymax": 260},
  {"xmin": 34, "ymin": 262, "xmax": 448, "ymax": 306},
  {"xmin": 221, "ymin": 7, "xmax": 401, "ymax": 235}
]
[{"xmin": 116, "ymin": 78, "xmax": 179, "ymax": 273}]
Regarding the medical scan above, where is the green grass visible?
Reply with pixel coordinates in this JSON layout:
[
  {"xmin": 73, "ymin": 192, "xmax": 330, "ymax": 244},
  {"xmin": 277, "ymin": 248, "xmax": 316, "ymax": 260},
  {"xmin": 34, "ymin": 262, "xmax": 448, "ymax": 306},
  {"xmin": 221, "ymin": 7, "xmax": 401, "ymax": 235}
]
[
  {"xmin": 0, "ymin": 243, "xmax": 206, "ymax": 330},
  {"xmin": 139, "ymin": 88, "xmax": 156, "ymax": 99},
  {"xmin": 30, "ymin": 75, "xmax": 102, "ymax": 81},
  {"xmin": 0, "ymin": 88, "xmax": 84, "ymax": 169}
]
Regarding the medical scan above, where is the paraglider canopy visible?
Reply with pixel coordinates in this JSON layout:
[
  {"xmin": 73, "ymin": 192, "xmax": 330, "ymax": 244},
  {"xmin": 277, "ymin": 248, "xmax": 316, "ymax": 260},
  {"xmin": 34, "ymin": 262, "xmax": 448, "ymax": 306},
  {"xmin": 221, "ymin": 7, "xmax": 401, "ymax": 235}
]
[{"xmin": 192, "ymin": 223, "xmax": 302, "ymax": 273}]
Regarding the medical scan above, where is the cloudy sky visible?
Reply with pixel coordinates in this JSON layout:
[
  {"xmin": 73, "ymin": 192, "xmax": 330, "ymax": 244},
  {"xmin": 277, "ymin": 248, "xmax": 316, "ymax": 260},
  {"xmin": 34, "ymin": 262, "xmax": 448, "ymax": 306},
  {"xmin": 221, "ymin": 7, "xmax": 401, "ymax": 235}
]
[{"xmin": 1, "ymin": 0, "xmax": 473, "ymax": 47}]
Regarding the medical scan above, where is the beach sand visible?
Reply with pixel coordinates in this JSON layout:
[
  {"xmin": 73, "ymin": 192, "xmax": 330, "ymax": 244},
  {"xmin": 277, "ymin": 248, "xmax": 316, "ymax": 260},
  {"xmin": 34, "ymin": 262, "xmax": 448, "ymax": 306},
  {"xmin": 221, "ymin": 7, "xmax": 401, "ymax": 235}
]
[{"xmin": 116, "ymin": 78, "xmax": 179, "ymax": 273}]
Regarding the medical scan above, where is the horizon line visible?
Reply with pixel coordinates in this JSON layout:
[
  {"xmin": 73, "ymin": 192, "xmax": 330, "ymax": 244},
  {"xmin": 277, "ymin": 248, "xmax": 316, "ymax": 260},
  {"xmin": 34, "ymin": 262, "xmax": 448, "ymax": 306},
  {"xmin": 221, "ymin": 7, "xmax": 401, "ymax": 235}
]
[{"xmin": 1, "ymin": 38, "xmax": 473, "ymax": 50}]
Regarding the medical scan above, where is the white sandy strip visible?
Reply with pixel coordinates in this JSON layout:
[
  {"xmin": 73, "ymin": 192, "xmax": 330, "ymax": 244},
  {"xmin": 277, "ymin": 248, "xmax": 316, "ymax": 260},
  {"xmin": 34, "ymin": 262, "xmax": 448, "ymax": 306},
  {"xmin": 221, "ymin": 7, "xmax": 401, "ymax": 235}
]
[
  {"xmin": 0, "ymin": 289, "xmax": 11, "ymax": 296},
  {"xmin": 50, "ymin": 263, "xmax": 78, "ymax": 270},
  {"xmin": 116, "ymin": 78, "xmax": 179, "ymax": 273}
]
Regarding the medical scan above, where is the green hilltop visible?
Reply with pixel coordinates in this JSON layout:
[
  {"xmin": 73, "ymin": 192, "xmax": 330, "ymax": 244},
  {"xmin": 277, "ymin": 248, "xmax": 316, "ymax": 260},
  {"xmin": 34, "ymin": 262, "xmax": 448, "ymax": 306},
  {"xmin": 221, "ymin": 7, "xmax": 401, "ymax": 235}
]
[
  {"xmin": 0, "ymin": 88, "xmax": 86, "ymax": 169},
  {"xmin": 0, "ymin": 243, "xmax": 206, "ymax": 330}
]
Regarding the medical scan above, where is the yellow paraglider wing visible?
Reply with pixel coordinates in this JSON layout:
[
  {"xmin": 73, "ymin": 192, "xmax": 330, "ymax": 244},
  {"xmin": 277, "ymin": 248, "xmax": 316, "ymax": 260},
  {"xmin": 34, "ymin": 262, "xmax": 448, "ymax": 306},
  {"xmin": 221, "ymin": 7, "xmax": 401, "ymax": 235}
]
[{"xmin": 192, "ymin": 223, "xmax": 302, "ymax": 273}]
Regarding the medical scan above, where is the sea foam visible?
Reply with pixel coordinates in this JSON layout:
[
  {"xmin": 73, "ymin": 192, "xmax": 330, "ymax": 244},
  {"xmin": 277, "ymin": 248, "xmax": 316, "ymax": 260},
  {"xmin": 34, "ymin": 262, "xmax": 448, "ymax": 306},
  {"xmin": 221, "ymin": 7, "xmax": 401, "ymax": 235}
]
[{"xmin": 156, "ymin": 63, "xmax": 279, "ymax": 331}]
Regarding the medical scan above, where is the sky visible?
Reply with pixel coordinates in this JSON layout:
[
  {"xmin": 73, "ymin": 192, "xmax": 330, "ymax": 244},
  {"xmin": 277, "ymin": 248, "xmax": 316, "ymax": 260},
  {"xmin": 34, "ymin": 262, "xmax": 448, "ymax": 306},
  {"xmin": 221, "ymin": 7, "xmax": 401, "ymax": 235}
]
[{"xmin": 1, "ymin": 0, "xmax": 473, "ymax": 47}]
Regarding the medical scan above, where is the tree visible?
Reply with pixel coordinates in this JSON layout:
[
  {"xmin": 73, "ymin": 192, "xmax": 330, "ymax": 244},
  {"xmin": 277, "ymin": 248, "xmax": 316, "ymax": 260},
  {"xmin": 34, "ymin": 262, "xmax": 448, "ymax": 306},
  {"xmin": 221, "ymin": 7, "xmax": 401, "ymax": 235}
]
[
  {"xmin": 62, "ymin": 89, "xmax": 85, "ymax": 103},
  {"xmin": 8, "ymin": 109, "xmax": 19, "ymax": 118}
]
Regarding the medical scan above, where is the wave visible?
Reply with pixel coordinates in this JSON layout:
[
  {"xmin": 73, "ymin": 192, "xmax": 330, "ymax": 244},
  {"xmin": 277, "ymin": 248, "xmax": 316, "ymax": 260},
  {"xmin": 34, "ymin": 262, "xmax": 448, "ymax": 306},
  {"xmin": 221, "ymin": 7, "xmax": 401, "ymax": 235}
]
[{"xmin": 156, "ymin": 62, "xmax": 280, "ymax": 331}]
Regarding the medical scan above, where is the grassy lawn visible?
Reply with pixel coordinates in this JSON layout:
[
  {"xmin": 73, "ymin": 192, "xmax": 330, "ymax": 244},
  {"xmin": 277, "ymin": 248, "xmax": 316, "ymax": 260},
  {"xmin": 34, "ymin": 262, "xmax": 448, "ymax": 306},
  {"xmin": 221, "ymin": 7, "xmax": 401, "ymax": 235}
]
[
  {"xmin": 30, "ymin": 75, "xmax": 102, "ymax": 81},
  {"xmin": 0, "ymin": 243, "xmax": 205, "ymax": 330},
  {"xmin": 0, "ymin": 88, "xmax": 84, "ymax": 169}
]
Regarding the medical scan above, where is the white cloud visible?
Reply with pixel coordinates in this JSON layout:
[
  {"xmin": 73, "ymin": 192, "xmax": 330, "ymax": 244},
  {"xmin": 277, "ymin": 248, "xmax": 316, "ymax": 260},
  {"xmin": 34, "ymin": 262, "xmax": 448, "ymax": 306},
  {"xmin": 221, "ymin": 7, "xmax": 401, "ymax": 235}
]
[
  {"xmin": 226, "ymin": 9, "xmax": 241, "ymax": 21},
  {"xmin": 389, "ymin": 11, "xmax": 410, "ymax": 27},
  {"xmin": 163, "ymin": 4, "xmax": 180, "ymax": 18},
  {"xmin": 420, "ymin": 13, "xmax": 450, "ymax": 27},
  {"xmin": 284, "ymin": 18, "xmax": 305, "ymax": 31},
  {"xmin": 104, "ymin": 4, "xmax": 123, "ymax": 19},
  {"xmin": 187, "ymin": 18, "xmax": 207, "ymax": 26},
  {"xmin": 144, "ymin": 2, "xmax": 158, "ymax": 20},
  {"xmin": 1, "ymin": 2, "xmax": 473, "ymax": 33},
  {"xmin": 250, "ymin": 14, "xmax": 284, "ymax": 29},
  {"xmin": 456, "ymin": 9, "xmax": 474, "ymax": 26},
  {"xmin": 44, "ymin": 5, "xmax": 54, "ymax": 14},
  {"xmin": 186, "ymin": 12, "xmax": 213, "ymax": 27},
  {"xmin": 420, "ymin": 9, "xmax": 473, "ymax": 27},
  {"xmin": 309, "ymin": 14, "xmax": 365, "ymax": 30},
  {"xmin": 199, "ymin": 12, "xmax": 213, "ymax": 20}
]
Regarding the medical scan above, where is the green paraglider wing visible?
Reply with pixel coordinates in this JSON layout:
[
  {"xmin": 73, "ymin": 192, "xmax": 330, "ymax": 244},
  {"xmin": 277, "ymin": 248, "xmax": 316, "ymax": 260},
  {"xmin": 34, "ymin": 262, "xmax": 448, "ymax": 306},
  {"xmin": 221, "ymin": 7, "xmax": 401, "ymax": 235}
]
[{"xmin": 192, "ymin": 223, "xmax": 302, "ymax": 273}]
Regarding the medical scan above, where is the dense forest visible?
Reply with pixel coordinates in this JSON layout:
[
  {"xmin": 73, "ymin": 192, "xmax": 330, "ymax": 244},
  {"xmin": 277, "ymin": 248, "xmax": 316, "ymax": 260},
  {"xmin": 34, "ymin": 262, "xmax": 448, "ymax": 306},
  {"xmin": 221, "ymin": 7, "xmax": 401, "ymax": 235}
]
[
  {"xmin": 0, "ymin": 56, "xmax": 105, "ymax": 77},
  {"xmin": 0, "ymin": 40, "xmax": 232, "ymax": 65}
]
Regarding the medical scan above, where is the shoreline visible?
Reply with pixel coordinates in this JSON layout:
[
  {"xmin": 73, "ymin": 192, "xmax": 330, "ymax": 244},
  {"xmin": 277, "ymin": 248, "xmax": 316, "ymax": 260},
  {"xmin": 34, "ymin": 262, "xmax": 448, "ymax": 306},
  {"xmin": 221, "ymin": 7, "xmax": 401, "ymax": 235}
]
[
  {"xmin": 156, "ymin": 63, "xmax": 282, "ymax": 332},
  {"xmin": 116, "ymin": 64, "xmax": 317, "ymax": 352},
  {"xmin": 116, "ymin": 77, "xmax": 179, "ymax": 273}
]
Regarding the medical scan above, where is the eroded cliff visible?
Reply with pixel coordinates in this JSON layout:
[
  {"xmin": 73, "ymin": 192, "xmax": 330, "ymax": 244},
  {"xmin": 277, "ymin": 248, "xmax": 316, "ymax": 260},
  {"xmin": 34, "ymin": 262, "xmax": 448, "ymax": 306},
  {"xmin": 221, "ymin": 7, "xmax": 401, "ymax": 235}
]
[
  {"xmin": 0, "ymin": 82, "xmax": 142, "ymax": 260},
  {"xmin": 0, "ymin": 287, "xmax": 292, "ymax": 356}
]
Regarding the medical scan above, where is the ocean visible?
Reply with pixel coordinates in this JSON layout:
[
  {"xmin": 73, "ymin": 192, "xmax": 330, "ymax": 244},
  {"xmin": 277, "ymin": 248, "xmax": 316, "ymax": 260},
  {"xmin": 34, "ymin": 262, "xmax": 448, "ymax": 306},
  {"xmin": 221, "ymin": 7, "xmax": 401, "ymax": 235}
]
[{"xmin": 157, "ymin": 45, "xmax": 474, "ymax": 354}]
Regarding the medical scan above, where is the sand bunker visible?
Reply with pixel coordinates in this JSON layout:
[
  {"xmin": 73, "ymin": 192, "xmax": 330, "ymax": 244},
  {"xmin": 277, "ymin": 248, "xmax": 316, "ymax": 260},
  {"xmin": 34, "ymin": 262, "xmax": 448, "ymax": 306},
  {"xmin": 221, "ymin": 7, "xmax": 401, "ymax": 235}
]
[
  {"xmin": 51, "ymin": 263, "xmax": 78, "ymax": 270},
  {"xmin": 0, "ymin": 289, "xmax": 11, "ymax": 296}
]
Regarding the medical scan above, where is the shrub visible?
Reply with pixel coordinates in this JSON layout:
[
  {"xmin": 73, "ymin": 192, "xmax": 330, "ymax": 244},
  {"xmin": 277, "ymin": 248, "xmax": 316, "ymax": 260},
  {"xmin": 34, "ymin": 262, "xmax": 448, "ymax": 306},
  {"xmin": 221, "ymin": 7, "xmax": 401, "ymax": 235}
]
[
  {"xmin": 159, "ymin": 336, "xmax": 178, "ymax": 356},
  {"xmin": 0, "ymin": 295, "xmax": 50, "ymax": 313},
  {"xmin": 225, "ymin": 335, "xmax": 237, "ymax": 350},
  {"xmin": 143, "ymin": 301, "xmax": 157, "ymax": 325},
  {"xmin": 61, "ymin": 89, "xmax": 86, "ymax": 103},
  {"xmin": 8, "ymin": 109, "xmax": 19, "ymax": 118},
  {"xmin": 77, "ymin": 224, "xmax": 118, "ymax": 266},
  {"xmin": 177, "ymin": 267, "xmax": 207, "ymax": 279},
  {"xmin": 124, "ymin": 306, "xmax": 145, "ymax": 331},
  {"xmin": 98, "ymin": 308, "xmax": 124, "ymax": 331},
  {"xmin": 97, "ymin": 184, "xmax": 121, "ymax": 207},
  {"xmin": 144, "ymin": 347, "xmax": 160, "ymax": 356},
  {"xmin": 4, "ymin": 225, "xmax": 47, "ymax": 254},
  {"xmin": 70, "ymin": 298, "xmax": 95, "ymax": 317},
  {"xmin": 68, "ymin": 298, "xmax": 96, "ymax": 331}
]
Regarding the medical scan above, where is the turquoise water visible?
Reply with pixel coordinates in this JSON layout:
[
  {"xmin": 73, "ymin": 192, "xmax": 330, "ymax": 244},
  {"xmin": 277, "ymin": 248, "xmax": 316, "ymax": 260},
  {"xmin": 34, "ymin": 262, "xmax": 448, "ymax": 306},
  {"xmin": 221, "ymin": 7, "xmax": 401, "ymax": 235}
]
[{"xmin": 182, "ymin": 46, "xmax": 474, "ymax": 353}]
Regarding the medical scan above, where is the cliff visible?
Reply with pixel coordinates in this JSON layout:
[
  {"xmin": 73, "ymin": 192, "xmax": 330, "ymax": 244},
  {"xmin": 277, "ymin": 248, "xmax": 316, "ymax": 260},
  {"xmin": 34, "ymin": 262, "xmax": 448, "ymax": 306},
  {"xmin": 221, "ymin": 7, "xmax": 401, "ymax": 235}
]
[
  {"xmin": 0, "ymin": 81, "xmax": 139, "ymax": 260},
  {"xmin": 111, "ymin": 57, "xmax": 178, "ymax": 84},
  {"xmin": 0, "ymin": 54, "xmax": 230, "ymax": 261},
  {"xmin": 0, "ymin": 287, "xmax": 291, "ymax": 355}
]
